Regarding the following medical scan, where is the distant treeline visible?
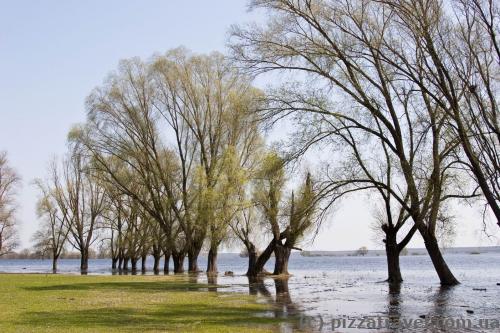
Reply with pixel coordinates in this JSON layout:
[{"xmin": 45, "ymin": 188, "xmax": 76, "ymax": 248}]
[
  {"xmin": 1, "ymin": 248, "xmax": 108, "ymax": 260},
  {"xmin": 301, "ymin": 246, "xmax": 500, "ymax": 257}
]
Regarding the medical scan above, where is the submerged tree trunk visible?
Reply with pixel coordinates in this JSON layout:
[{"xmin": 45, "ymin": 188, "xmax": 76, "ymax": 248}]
[
  {"xmin": 118, "ymin": 254, "xmax": 124, "ymax": 270},
  {"xmin": 164, "ymin": 252, "xmax": 171, "ymax": 274},
  {"xmin": 123, "ymin": 257, "xmax": 130, "ymax": 271},
  {"xmin": 172, "ymin": 251, "xmax": 185, "ymax": 273},
  {"xmin": 141, "ymin": 255, "xmax": 147, "ymax": 272},
  {"xmin": 153, "ymin": 254, "xmax": 161, "ymax": 274},
  {"xmin": 273, "ymin": 243, "xmax": 291, "ymax": 276},
  {"xmin": 52, "ymin": 254, "xmax": 59, "ymax": 273},
  {"xmin": 249, "ymin": 239, "xmax": 276, "ymax": 277},
  {"xmin": 206, "ymin": 247, "xmax": 218, "ymax": 276},
  {"xmin": 188, "ymin": 247, "xmax": 201, "ymax": 273},
  {"xmin": 385, "ymin": 230, "xmax": 403, "ymax": 283},
  {"xmin": 80, "ymin": 249, "xmax": 89, "ymax": 273},
  {"xmin": 152, "ymin": 245, "xmax": 162, "ymax": 274},
  {"xmin": 131, "ymin": 257, "xmax": 138, "ymax": 272},
  {"xmin": 246, "ymin": 246, "xmax": 258, "ymax": 277},
  {"xmin": 111, "ymin": 257, "xmax": 118, "ymax": 270},
  {"xmin": 421, "ymin": 230, "xmax": 459, "ymax": 285}
]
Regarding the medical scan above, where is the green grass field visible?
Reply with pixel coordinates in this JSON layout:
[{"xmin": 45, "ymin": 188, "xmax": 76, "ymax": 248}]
[{"xmin": 0, "ymin": 274, "xmax": 288, "ymax": 333}]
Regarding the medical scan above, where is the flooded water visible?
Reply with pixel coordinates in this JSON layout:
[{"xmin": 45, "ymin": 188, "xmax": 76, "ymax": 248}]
[{"xmin": 1, "ymin": 252, "xmax": 499, "ymax": 332}]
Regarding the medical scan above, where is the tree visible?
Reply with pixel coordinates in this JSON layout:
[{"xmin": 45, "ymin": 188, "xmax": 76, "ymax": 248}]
[
  {"xmin": 33, "ymin": 159, "xmax": 72, "ymax": 272},
  {"xmin": 230, "ymin": 0, "xmax": 478, "ymax": 285},
  {"xmin": 0, "ymin": 151, "xmax": 20, "ymax": 256},
  {"xmin": 230, "ymin": 200, "xmax": 270, "ymax": 276},
  {"xmin": 356, "ymin": 246, "xmax": 369, "ymax": 257},
  {"xmin": 63, "ymin": 151, "xmax": 107, "ymax": 273},
  {"xmin": 377, "ymin": 0, "xmax": 500, "ymax": 225},
  {"xmin": 253, "ymin": 152, "xmax": 320, "ymax": 276},
  {"xmin": 275, "ymin": 172, "xmax": 319, "ymax": 275},
  {"xmin": 151, "ymin": 49, "xmax": 264, "ymax": 273},
  {"xmin": 253, "ymin": 152, "xmax": 287, "ymax": 275},
  {"xmin": 75, "ymin": 49, "xmax": 264, "ymax": 274}
]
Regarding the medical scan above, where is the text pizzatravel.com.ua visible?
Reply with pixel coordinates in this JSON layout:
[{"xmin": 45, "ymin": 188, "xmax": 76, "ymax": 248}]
[{"xmin": 298, "ymin": 315, "xmax": 500, "ymax": 330}]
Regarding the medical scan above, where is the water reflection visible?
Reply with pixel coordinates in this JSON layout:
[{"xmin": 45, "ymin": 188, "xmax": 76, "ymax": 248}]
[
  {"xmin": 431, "ymin": 286, "xmax": 454, "ymax": 318},
  {"xmin": 247, "ymin": 277, "xmax": 299, "ymax": 320},
  {"xmin": 207, "ymin": 275, "xmax": 218, "ymax": 292},
  {"xmin": 387, "ymin": 282, "xmax": 402, "ymax": 328},
  {"xmin": 188, "ymin": 274, "xmax": 199, "ymax": 285},
  {"xmin": 248, "ymin": 276, "xmax": 272, "ymax": 297}
]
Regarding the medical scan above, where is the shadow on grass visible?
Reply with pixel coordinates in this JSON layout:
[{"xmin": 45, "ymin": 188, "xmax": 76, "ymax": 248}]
[
  {"xmin": 23, "ymin": 281, "xmax": 217, "ymax": 293},
  {"xmin": 19, "ymin": 303, "xmax": 286, "ymax": 331},
  {"xmin": 16, "ymin": 279, "xmax": 293, "ymax": 331}
]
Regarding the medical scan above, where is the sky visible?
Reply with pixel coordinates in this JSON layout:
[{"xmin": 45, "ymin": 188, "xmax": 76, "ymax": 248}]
[{"xmin": 0, "ymin": 0, "xmax": 498, "ymax": 252}]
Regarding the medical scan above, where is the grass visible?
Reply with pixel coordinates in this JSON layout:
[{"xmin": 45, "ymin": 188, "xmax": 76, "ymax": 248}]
[{"xmin": 0, "ymin": 273, "xmax": 289, "ymax": 333}]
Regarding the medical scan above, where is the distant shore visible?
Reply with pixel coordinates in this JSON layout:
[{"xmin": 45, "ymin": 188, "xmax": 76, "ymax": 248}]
[{"xmin": 300, "ymin": 246, "xmax": 500, "ymax": 257}]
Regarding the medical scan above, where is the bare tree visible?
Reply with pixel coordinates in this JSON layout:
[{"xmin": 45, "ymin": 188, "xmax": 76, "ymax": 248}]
[
  {"xmin": 376, "ymin": 0, "xmax": 500, "ymax": 225},
  {"xmin": 62, "ymin": 151, "xmax": 107, "ymax": 273},
  {"xmin": 0, "ymin": 151, "xmax": 20, "ymax": 256},
  {"xmin": 230, "ymin": 0, "xmax": 480, "ymax": 285},
  {"xmin": 33, "ymin": 159, "xmax": 72, "ymax": 272}
]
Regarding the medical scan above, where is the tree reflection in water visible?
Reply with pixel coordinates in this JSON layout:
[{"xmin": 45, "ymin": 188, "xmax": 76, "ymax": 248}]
[{"xmin": 247, "ymin": 276, "xmax": 299, "ymax": 318}]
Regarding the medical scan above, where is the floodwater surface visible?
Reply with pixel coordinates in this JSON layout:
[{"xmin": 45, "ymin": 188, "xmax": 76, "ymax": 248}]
[{"xmin": 1, "ymin": 252, "xmax": 499, "ymax": 332}]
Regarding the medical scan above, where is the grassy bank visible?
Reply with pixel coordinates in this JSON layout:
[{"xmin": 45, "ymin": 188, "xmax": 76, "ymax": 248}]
[{"xmin": 0, "ymin": 274, "xmax": 286, "ymax": 332}]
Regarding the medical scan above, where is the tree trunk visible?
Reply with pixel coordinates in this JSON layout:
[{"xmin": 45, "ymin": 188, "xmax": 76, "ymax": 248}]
[
  {"xmin": 123, "ymin": 257, "xmax": 129, "ymax": 271},
  {"xmin": 52, "ymin": 255, "xmax": 58, "ymax": 273},
  {"xmin": 131, "ymin": 257, "xmax": 138, "ymax": 272},
  {"xmin": 172, "ymin": 251, "xmax": 185, "ymax": 273},
  {"xmin": 118, "ymin": 255, "xmax": 124, "ymax": 270},
  {"xmin": 188, "ymin": 247, "xmax": 201, "ymax": 273},
  {"xmin": 111, "ymin": 257, "xmax": 118, "ymax": 270},
  {"xmin": 164, "ymin": 253, "xmax": 171, "ymax": 274},
  {"xmin": 273, "ymin": 243, "xmax": 291, "ymax": 275},
  {"xmin": 246, "ymin": 246, "xmax": 258, "ymax": 277},
  {"xmin": 141, "ymin": 255, "xmax": 147, "ymax": 272},
  {"xmin": 385, "ymin": 230, "xmax": 403, "ymax": 283},
  {"xmin": 252, "ymin": 239, "xmax": 276, "ymax": 276},
  {"xmin": 153, "ymin": 254, "xmax": 161, "ymax": 274},
  {"xmin": 80, "ymin": 249, "xmax": 89, "ymax": 273},
  {"xmin": 206, "ymin": 247, "xmax": 218, "ymax": 276},
  {"xmin": 421, "ymin": 231, "xmax": 459, "ymax": 285}
]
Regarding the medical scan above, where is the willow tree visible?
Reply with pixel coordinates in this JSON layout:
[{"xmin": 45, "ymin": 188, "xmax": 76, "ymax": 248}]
[
  {"xmin": 73, "ymin": 57, "xmax": 188, "ymax": 272},
  {"xmin": 253, "ymin": 152, "xmax": 286, "ymax": 275},
  {"xmin": 275, "ymin": 173, "xmax": 319, "ymax": 275},
  {"xmin": 230, "ymin": 0, "xmax": 479, "ymax": 285},
  {"xmin": 0, "ymin": 151, "xmax": 20, "ymax": 256},
  {"xmin": 253, "ymin": 152, "xmax": 320, "ymax": 276},
  {"xmin": 150, "ymin": 49, "xmax": 264, "ymax": 273}
]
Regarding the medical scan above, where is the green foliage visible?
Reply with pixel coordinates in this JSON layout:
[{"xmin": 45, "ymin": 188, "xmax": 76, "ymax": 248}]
[
  {"xmin": 286, "ymin": 173, "xmax": 318, "ymax": 247},
  {"xmin": 253, "ymin": 152, "xmax": 286, "ymax": 239}
]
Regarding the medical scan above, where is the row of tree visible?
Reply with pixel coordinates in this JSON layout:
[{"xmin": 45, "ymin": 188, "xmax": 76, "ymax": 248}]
[
  {"xmin": 29, "ymin": 50, "xmax": 321, "ymax": 277},
  {"xmin": 1, "ymin": 0, "xmax": 498, "ymax": 286}
]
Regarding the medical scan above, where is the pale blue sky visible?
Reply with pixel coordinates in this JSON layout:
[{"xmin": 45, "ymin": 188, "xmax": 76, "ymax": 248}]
[{"xmin": 0, "ymin": 1, "xmax": 497, "ymax": 251}]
